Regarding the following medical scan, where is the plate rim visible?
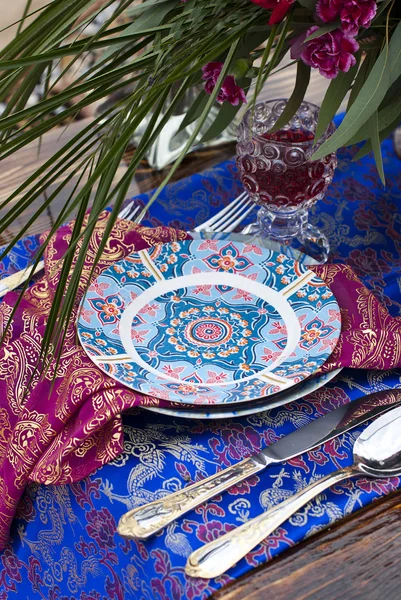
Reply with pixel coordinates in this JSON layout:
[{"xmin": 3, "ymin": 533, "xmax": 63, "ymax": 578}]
[{"xmin": 142, "ymin": 369, "xmax": 343, "ymax": 419}]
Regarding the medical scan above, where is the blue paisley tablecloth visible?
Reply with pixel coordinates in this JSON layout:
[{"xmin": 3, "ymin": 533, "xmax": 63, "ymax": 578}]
[{"xmin": 1, "ymin": 129, "xmax": 401, "ymax": 599}]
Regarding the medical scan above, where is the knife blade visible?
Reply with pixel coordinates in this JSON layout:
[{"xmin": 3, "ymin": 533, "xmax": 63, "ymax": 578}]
[{"xmin": 117, "ymin": 389, "xmax": 401, "ymax": 540}]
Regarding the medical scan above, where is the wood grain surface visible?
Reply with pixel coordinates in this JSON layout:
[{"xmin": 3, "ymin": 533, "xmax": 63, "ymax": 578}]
[
  {"xmin": 0, "ymin": 118, "xmax": 236, "ymax": 245},
  {"xmin": 213, "ymin": 491, "xmax": 401, "ymax": 600},
  {"xmin": 1, "ymin": 117, "xmax": 399, "ymax": 600}
]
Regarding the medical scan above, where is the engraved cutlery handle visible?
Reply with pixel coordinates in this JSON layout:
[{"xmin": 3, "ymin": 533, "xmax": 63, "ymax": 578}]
[
  {"xmin": 185, "ymin": 465, "xmax": 358, "ymax": 579},
  {"xmin": 117, "ymin": 456, "xmax": 266, "ymax": 539}
]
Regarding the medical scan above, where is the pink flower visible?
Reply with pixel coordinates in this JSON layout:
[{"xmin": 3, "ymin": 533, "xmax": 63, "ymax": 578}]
[
  {"xmin": 250, "ymin": 0, "xmax": 295, "ymax": 25},
  {"xmin": 316, "ymin": 0, "xmax": 343, "ymax": 21},
  {"xmin": 291, "ymin": 26, "xmax": 359, "ymax": 79},
  {"xmin": 197, "ymin": 239, "xmax": 219, "ymax": 251},
  {"xmin": 261, "ymin": 347, "xmax": 281, "ymax": 363},
  {"xmin": 243, "ymin": 243, "xmax": 263, "ymax": 255},
  {"xmin": 217, "ymin": 75, "xmax": 247, "ymax": 106},
  {"xmin": 201, "ymin": 61, "xmax": 224, "ymax": 94},
  {"xmin": 316, "ymin": 0, "xmax": 377, "ymax": 37},
  {"xmin": 130, "ymin": 328, "xmax": 149, "ymax": 343},
  {"xmin": 201, "ymin": 62, "xmax": 247, "ymax": 106},
  {"xmin": 162, "ymin": 364, "xmax": 185, "ymax": 379},
  {"xmin": 232, "ymin": 288, "xmax": 254, "ymax": 301}
]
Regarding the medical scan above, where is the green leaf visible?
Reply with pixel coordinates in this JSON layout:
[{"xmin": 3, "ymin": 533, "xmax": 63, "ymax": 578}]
[
  {"xmin": 0, "ymin": 0, "xmax": 51, "ymax": 35},
  {"xmin": 353, "ymin": 111, "xmax": 401, "ymax": 161},
  {"xmin": 198, "ymin": 75, "xmax": 250, "ymax": 143},
  {"xmin": 270, "ymin": 61, "xmax": 311, "ymax": 132},
  {"xmin": 305, "ymin": 22, "xmax": 340, "ymax": 42},
  {"xmin": 347, "ymin": 50, "xmax": 377, "ymax": 111},
  {"xmin": 101, "ymin": 0, "xmax": 177, "ymax": 62},
  {"xmin": 373, "ymin": 0, "xmax": 395, "ymax": 23},
  {"xmin": 251, "ymin": 11, "xmax": 294, "ymax": 109},
  {"xmin": 297, "ymin": 0, "xmax": 317, "ymax": 9},
  {"xmin": 235, "ymin": 26, "xmax": 272, "ymax": 61},
  {"xmin": 389, "ymin": 25, "xmax": 401, "ymax": 88},
  {"xmin": 198, "ymin": 100, "xmax": 239, "ymax": 144},
  {"xmin": 315, "ymin": 53, "xmax": 360, "ymax": 140},
  {"xmin": 377, "ymin": 93, "xmax": 401, "ymax": 131},
  {"xmin": 139, "ymin": 40, "xmax": 241, "ymax": 220},
  {"xmin": 177, "ymin": 90, "xmax": 208, "ymax": 133},
  {"xmin": 368, "ymin": 110, "xmax": 385, "ymax": 185},
  {"xmin": 126, "ymin": 0, "xmax": 175, "ymax": 17},
  {"xmin": 312, "ymin": 22, "xmax": 401, "ymax": 160},
  {"xmin": 346, "ymin": 80, "xmax": 401, "ymax": 146},
  {"xmin": 252, "ymin": 24, "xmax": 278, "ymax": 105},
  {"xmin": 0, "ymin": 0, "xmax": 99, "ymax": 61},
  {"xmin": 0, "ymin": 57, "xmax": 152, "ymax": 129}
]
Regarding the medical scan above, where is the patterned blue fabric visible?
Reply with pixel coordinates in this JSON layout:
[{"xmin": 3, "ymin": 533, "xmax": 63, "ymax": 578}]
[
  {"xmin": 1, "ymin": 125, "xmax": 401, "ymax": 599},
  {"xmin": 0, "ymin": 236, "xmax": 40, "ymax": 278}
]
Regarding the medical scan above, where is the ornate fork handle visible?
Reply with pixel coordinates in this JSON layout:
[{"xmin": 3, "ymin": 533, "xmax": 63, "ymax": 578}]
[
  {"xmin": 185, "ymin": 464, "xmax": 358, "ymax": 579},
  {"xmin": 117, "ymin": 456, "xmax": 266, "ymax": 539}
]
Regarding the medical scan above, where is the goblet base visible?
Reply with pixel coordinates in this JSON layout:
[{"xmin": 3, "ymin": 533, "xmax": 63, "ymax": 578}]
[{"xmin": 245, "ymin": 206, "xmax": 330, "ymax": 264}]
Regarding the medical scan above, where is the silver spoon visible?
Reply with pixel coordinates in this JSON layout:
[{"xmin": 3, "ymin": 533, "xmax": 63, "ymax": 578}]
[{"xmin": 185, "ymin": 404, "xmax": 401, "ymax": 579}]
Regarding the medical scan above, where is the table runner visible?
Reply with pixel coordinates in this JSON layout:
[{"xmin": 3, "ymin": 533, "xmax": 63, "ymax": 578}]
[
  {"xmin": 0, "ymin": 132, "xmax": 401, "ymax": 598},
  {"xmin": 1, "ymin": 215, "xmax": 400, "ymax": 555}
]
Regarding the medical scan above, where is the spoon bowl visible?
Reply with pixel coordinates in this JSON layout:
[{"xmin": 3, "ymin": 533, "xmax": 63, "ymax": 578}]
[{"xmin": 354, "ymin": 407, "xmax": 401, "ymax": 477}]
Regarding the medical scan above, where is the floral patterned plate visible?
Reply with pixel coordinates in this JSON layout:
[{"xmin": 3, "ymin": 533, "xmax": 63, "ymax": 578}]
[
  {"xmin": 77, "ymin": 239, "xmax": 341, "ymax": 405},
  {"xmin": 143, "ymin": 369, "xmax": 342, "ymax": 419}
]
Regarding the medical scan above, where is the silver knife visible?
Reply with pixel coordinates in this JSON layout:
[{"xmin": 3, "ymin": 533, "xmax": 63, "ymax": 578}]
[{"xmin": 117, "ymin": 389, "xmax": 401, "ymax": 540}]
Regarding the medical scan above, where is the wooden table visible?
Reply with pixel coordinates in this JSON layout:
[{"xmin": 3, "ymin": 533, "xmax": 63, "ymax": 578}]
[{"xmin": 1, "ymin": 119, "xmax": 400, "ymax": 600}]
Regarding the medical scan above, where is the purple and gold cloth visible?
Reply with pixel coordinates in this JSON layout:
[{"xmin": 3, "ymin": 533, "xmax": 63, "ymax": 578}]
[{"xmin": 0, "ymin": 128, "xmax": 401, "ymax": 599}]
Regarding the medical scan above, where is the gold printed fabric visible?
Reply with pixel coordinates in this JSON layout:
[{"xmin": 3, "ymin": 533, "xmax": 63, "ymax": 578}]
[{"xmin": 0, "ymin": 213, "xmax": 189, "ymax": 550}]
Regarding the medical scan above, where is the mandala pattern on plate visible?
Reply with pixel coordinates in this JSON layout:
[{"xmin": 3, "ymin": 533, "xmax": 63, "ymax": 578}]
[{"xmin": 129, "ymin": 287, "xmax": 286, "ymax": 381}]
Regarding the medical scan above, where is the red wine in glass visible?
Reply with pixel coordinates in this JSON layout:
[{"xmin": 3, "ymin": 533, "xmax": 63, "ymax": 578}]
[
  {"xmin": 241, "ymin": 129, "xmax": 331, "ymax": 208},
  {"xmin": 236, "ymin": 99, "xmax": 337, "ymax": 263}
]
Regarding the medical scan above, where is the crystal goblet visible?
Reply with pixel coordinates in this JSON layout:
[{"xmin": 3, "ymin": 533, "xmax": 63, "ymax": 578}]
[{"xmin": 236, "ymin": 99, "xmax": 337, "ymax": 263}]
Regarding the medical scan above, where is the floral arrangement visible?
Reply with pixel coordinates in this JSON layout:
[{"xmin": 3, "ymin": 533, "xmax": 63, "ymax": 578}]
[
  {"xmin": 0, "ymin": 0, "xmax": 399, "ymax": 364},
  {"xmin": 195, "ymin": 0, "xmax": 399, "ymax": 182}
]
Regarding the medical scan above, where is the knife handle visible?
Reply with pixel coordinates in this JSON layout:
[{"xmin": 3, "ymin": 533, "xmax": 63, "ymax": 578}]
[
  {"xmin": 117, "ymin": 456, "xmax": 266, "ymax": 540},
  {"xmin": 185, "ymin": 464, "xmax": 358, "ymax": 579}
]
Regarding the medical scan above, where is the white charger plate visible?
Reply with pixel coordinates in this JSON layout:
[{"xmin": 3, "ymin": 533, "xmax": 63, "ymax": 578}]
[{"xmin": 143, "ymin": 369, "xmax": 342, "ymax": 419}]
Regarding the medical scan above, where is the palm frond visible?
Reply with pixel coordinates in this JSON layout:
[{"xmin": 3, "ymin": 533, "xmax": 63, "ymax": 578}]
[{"xmin": 0, "ymin": 0, "xmax": 399, "ymax": 376}]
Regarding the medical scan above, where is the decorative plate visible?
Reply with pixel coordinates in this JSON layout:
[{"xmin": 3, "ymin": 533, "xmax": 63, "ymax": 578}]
[
  {"xmin": 77, "ymin": 239, "xmax": 341, "ymax": 405},
  {"xmin": 143, "ymin": 369, "xmax": 342, "ymax": 419}
]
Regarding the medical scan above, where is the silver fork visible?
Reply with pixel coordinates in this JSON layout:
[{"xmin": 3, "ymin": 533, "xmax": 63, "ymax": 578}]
[
  {"xmin": 119, "ymin": 191, "xmax": 252, "ymax": 233},
  {"xmin": 194, "ymin": 191, "xmax": 252, "ymax": 233},
  {"xmin": 0, "ymin": 192, "xmax": 252, "ymax": 297}
]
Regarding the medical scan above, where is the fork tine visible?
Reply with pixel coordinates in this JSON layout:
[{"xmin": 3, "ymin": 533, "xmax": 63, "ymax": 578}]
[
  {"xmin": 118, "ymin": 201, "xmax": 134, "ymax": 220},
  {"xmin": 126, "ymin": 204, "xmax": 142, "ymax": 222},
  {"xmin": 208, "ymin": 194, "xmax": 250, "ymax": 231},
  {"xmin": 193, "ymin": 191, "xmax": 248, "ymax": 232},
  {"xmin": 211, "ymin": 198, "xmax": 254, "ymax": 232},
  {"xmin": 118, "ymin": 203, "xmax": 142, "ymax": 222},
  {"xmin": 210, "ymin": 197, "xmax": 253, "ymax": 232}
]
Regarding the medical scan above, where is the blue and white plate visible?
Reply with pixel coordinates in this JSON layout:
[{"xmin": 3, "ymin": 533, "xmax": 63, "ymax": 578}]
[
  {"xmin": 143, "ymin": 369, "xmax": 342, "ymax": 419},
  {"xmin": 77, "ymin": 240, "xmax": 341, "ymax": 405}
]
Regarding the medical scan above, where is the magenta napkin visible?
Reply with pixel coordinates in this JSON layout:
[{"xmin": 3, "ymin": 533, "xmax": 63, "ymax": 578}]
[{"xmin": 311, "ymin": 263, "xmax": 401, "ymax": 371}]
